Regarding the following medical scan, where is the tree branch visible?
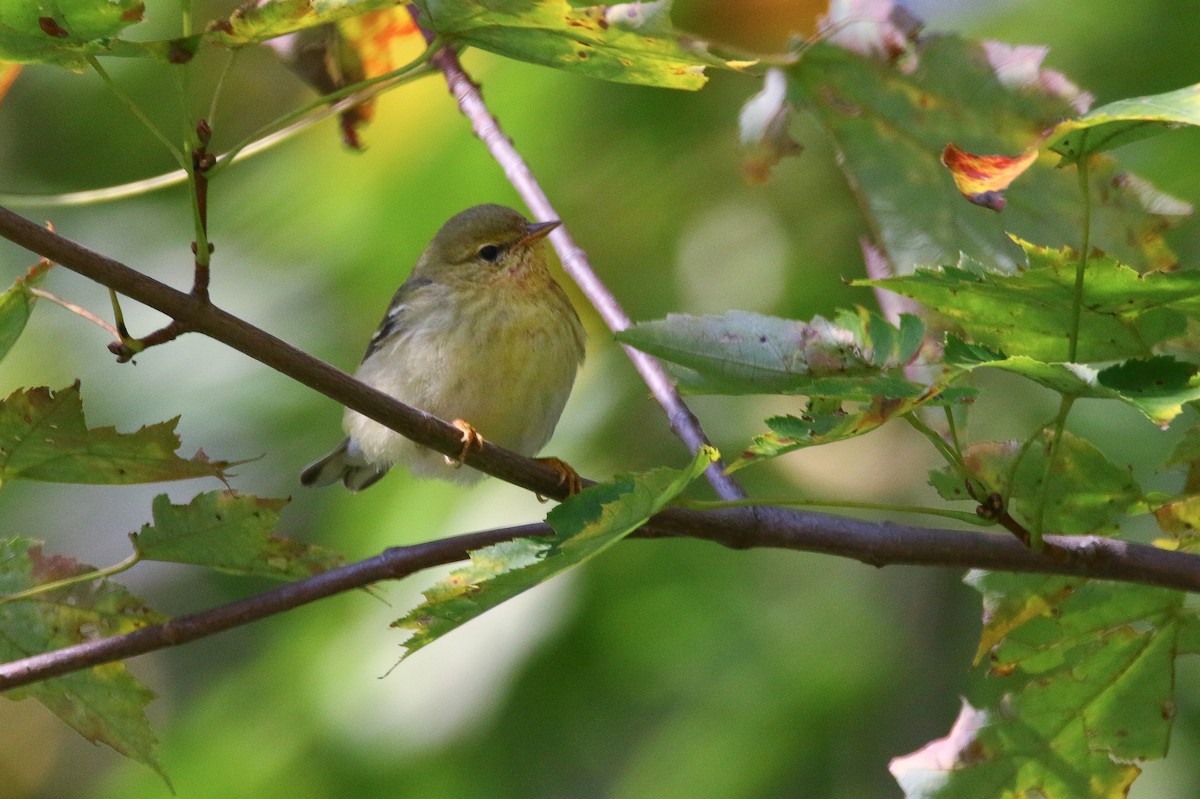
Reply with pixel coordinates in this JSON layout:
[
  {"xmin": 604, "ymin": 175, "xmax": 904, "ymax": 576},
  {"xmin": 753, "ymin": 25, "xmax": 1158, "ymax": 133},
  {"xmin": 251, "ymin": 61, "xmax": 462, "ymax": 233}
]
[
  {"xmin": 5, "ymin": 205, "xmax": 1200, "ymax": 691},
  {"xmin": 411, "ymin": 13, "xmax": 746, "ymax": 501},
  {"xmin": 0, "ymin": 525, "xmax": 534, "ymax": 690},
  {"xmin": 3, "ymin": 508, "xmax": 1200, "ymax": 691},
  {"xmin": 0, "ymin": 204, "xmax": 580, "ymax": 500}
]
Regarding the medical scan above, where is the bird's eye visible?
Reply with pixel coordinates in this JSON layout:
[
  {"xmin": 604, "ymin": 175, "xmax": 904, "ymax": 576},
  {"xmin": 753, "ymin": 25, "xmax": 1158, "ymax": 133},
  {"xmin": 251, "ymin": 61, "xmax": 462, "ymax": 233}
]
[{"xmin": 477, "ymin": 244, "xmax": 502, "ymax": 263}]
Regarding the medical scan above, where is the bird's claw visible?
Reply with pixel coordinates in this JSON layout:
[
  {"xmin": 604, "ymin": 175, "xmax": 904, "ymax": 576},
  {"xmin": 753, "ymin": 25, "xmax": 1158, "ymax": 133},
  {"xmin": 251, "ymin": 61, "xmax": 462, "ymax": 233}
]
[
  {"xmin": 446, "ymin": 419, "xmax": 485, "ymax": 468},
  {"xmin": 534, "ymin": 456, "xmax": 583, "ymax": 501}
]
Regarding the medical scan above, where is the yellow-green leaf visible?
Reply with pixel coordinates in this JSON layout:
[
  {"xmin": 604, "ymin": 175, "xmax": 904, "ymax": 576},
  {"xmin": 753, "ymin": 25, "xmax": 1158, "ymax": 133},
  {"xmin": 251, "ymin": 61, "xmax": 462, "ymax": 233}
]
[
  {"xmin": 392, "ymin": 446, "xmax": 718, "ymax": 660},
  {"xmin": 0, "ymin": 384, "xmax": 237, "ymax": 485},
  {"xmin": 414, "ymin": 0, "xmax": 752, "ymax": 89},
  {"xmin": 132, "ymin": 492, "xmax": 341, "ymax": 579}
]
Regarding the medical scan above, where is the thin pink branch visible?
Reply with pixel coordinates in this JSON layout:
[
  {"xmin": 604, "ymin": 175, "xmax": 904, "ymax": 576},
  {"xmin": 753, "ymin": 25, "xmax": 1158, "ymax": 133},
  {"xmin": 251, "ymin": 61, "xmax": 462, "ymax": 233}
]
[
  {"xmin": 412, "ymin": 12, "xmax": 745, "ymax": 501},
  {"xmin": 28, "ymin": 287, "xmax": 121, "ymax": 340}
]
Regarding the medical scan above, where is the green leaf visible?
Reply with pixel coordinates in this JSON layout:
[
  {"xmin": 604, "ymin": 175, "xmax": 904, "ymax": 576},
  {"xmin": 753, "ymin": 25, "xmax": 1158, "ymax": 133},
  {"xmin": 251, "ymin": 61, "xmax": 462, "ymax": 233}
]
[
  {"xmin": 0, "ymin": 0, "xmax": 158, "ymax": 66},
  {"xmin": 0, "ymin": 258, "xmax": 49, "ymax": 364},
  {"xmin": 893, "ymin": 573, "xmax": 1189, "ymax": 798},
  {"xmin": 413, "ymin": 0, "xmax": 751, "ymax": 89},
  {"xmin": 1048, "ymin": 82, "xmax": 1200, "ymax": 162},
  {"xmin": 204, "ymin": 0, "xmax": 399, "ymax": 48},
  {"xmin": 617, "ymin": 309, "xmax": 928, "ymax": 398},
  {"xmin": 790, "ymin": 37, "xmax": 1189, "ymax": 273},
  {"xmin": 0, "ymin": 538, "xmax": 168, "ymax": 783},
  {"xmin": 932, "ymin": 434, "xmax": 1147, "ymax": 535},
  {"xmin": 944, "ymin": 337, "xmax": 1200, "ymax": 428},
  {"xmin": 861, "ymin": 240, "xmax": 1200, "ymax": 361},
  {"xmin": 393, "ymin": 446, "xmax": 718, "ymax": 659},
  {"xmin": 131, "ymin": 492, "xmax": 340, "ymax": 579},
  {"xmin": 982, "ymin": 576, "xmax": 1179, "ymax": 757},
  {"xmin": 735, "ymin": 386, "xmax": 974, "ymax": 467},
  {"xmin": 0, "ymin": 384, "xmax": 236, "ymax": 485}
]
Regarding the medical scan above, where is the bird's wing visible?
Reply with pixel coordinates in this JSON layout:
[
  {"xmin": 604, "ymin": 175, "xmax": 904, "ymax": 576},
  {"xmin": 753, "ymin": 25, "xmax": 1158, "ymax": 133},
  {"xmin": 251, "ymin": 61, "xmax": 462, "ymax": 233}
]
[{"xmin": 361, "ymin": 276, "xmax": 433, "ymax": 361}]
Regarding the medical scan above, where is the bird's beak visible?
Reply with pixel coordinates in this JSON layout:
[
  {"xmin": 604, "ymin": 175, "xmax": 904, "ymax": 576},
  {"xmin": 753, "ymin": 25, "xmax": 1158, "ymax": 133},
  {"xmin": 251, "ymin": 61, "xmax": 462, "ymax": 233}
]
[{"xmin": 517, "ymin": 219, "xmax": 561, "ymax": 247}]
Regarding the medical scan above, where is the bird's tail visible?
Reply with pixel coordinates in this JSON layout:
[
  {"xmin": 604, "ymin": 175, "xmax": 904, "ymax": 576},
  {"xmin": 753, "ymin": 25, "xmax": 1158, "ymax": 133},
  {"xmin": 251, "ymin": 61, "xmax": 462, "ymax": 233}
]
[{"xmin": 300, "ymin": 438, "xmax": 389, "ymax": 491}]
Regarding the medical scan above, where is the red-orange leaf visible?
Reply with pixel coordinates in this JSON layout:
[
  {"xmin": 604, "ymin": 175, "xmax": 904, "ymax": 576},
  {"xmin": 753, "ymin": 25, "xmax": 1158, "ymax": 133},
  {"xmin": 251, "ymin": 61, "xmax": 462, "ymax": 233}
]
[{"xmin": 941, "ymin": 143, "xmax": 1038, "ymax": 211}]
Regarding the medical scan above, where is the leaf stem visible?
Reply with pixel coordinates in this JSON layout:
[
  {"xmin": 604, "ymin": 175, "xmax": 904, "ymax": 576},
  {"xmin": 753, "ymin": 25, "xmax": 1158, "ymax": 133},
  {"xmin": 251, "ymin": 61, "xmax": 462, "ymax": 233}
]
[
  {"xmin": 0, "ymin": 552, "xmax": 142, "ymax": 605},
  {"xmin": 1, "ymin": 48, "xmax": 435, "ymax": 208},
  {"xmin": 207, "ymin": 50, "xmax": 238, "ymax": 125},
  {"xmin": 87, "ymin": 57, "xmax": 189, "ymax": 172},
  {"xmin": 1030, "ymin": 396, "xmax": 1076, "ymax": 549},
  {"xmin": 28, "ymin": 287, "xmax": 121, "ymax": 339},
  {"xmin": 1067, "ymin": 132, "xmax": 1092, "ymax": 363},
  {"xmin": 906, "ymin": 412, "xmax": 963, "ymax": 472},
  {"xmin": 207, "ymin": 40, "xmax": 440, "ymax": 177},
  {"xmin": 1027, "ymin": 138, "xmax": 1093, "ymax": 548}
]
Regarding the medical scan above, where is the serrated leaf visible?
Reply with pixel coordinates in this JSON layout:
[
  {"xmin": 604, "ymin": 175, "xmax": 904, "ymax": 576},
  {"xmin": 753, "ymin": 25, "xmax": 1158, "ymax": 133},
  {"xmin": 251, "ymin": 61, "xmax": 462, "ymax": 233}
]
[
  {"xmin": 861, "ymin": 239, "xmax": 1200, "ymax": 361},
  {"xmin": 413, "ymin": 0, "xmax": 751, "ymax": 90},
  {"xmin": 736, "ymin": 385, "xmax": 974, "ymax": 467},
  {"xmin": 791, "ymin": 32, "xmax": 1188, "ymax": 273},
  {"xmin": 0, "ymin": 0, "xmax": 159, "ymax": 67},
  {"xmin": 0, "ymin": 538, "xmax": 167, "ymax": 783},
  {"xmin": 890, "ymin": 697, "xmax": 1138, "ymax": 799},
  {"xmin": 893, "ymin": 573, "xmax": 1190, "ymax": 798},
  {"xmin": 617, "ymin": 309, "xmax": 928, "ymax": 398},
  {"xmin": 393, "ymin": 447, "xmax": 718, "ymax": 660},
  {"xmin": 944, "ymin": 337, "xmax": 1200, "ymax": 428},
  {"xmin": 934, "ymin": 434, "xmax": 1147, "ymax": 535},
  {"xmin": 974, "ymin": 573, "xmax": 1182, "ymax": 759},
  {"xmin": 205, "ymin": 0, "xmax": 400, "ymax": 48},
  {"xmin": 131, "ymin": 492, "xmax": 340, "ymax": 579},
  {"xmin": 1048, "ymin": 82, "xmax": 1200, "ymax": 162},
  {"xmin": 0, "ymin": 384, "xmax": 236, "ymax": 484}
]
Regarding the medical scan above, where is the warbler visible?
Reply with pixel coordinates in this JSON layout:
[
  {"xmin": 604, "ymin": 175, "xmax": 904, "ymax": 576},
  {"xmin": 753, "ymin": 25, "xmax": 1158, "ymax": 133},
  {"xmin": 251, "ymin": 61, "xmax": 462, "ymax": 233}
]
[{"xmin": 301, "ymin": 204, "xmax": 586, "ymax": 491}]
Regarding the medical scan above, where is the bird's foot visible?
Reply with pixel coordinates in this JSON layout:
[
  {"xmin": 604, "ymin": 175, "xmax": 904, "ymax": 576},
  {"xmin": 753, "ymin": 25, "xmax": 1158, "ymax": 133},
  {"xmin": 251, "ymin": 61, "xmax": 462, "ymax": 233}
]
[
  {"xmin": 445, "ymin": 418, "xmax": 485, "ymax": 468},
  {"xmin": 534, "ymin": 456, "xmax": 583, "ymax": 501}
]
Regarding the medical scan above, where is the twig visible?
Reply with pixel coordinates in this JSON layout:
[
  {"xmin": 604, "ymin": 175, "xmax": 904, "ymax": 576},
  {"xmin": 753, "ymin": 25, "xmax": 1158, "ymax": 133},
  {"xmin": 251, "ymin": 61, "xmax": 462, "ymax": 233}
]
[{"xmin": 409, "ymin": 9, "xmax": 746, "ymax": 501}]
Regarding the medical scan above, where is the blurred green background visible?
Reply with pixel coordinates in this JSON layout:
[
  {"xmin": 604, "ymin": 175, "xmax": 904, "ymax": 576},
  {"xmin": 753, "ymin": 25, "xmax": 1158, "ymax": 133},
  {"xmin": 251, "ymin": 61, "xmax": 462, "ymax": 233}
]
[{"xmin": 1, "ymin": 1, "xmax": 1199, "ymax": 797}]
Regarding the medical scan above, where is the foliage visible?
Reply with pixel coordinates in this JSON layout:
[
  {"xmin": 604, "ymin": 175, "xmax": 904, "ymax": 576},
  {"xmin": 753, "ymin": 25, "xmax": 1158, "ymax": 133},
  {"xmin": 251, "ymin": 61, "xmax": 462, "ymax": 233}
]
[{"xmin": 1, "ymin": 0, "xmax": 1199, "ymax": 797}]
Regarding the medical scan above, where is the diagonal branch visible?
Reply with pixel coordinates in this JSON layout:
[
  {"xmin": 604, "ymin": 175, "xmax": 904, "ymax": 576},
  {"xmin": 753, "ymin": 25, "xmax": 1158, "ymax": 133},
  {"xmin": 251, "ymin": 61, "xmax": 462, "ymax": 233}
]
[
  {"xmin": 0, "ymin": 204, "xmax": 579, "ymax": 499},
  {"xmin": 411, "ymin": 14, "xmax": 746, "ymax": 501}
]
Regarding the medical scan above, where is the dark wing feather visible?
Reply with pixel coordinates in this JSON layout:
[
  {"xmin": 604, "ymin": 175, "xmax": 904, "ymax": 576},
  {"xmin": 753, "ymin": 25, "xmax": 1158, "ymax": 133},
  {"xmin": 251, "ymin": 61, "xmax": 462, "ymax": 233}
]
[{"xmin": 362, "ymin": 276, "xmax": 433, "ymax": 361}]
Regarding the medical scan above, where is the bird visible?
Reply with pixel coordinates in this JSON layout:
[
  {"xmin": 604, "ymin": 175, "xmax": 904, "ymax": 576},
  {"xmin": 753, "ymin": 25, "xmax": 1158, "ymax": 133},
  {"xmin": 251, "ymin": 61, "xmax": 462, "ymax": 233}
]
[{"xmin": 301, "ymin": 204, "xmax": 586, "ymax": 491}]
